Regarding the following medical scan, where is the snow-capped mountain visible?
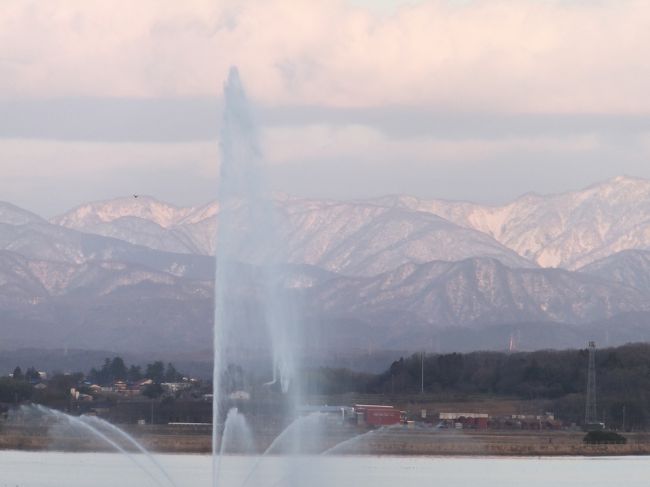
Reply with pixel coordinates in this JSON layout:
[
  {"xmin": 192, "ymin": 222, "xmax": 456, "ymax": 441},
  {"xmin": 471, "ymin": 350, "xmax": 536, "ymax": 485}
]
[
  {"xmin": 52, "ymin": 176, "xmax": 650, "ymax": 273},
  {"xmin": 50, "ymin": 196, "xmax": 206, "ymax": 255},
  {"xmin": 52, "ymin": 195, "xmax": 192, "ymax": 229},
  {"xmin": 0, "ymin": 216, "xmax": 215, "ymax": 281},
  {"xmin": 2, "ymin": 175, "xmax": 650, "ymax": 354},
  {"xmin": 53, "ymin": 196, "xmax": 533, "ymax": 275},
  {"xmin": 385, "ymin": 176, "xmax": 650, "ymax": 269}
]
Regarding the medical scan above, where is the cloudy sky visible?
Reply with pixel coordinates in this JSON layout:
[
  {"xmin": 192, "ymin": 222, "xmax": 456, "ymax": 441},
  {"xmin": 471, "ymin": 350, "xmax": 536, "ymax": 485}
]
[{"xmin": 2, "ymin": 0, "xmax": 650, "ymax": 216}]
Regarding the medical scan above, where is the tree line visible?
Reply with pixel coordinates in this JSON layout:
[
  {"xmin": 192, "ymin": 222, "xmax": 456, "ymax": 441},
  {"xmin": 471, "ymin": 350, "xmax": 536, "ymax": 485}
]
[
  {"xmin": 1, "ymin": 357, "xmax": 186, "ymax": 404},
  {"xmin": 304, "ymin": 343, "xmax": 650, "ymax": 430},
  {"xmin": 87, "ymin": 357, "xmax": 183, "ymax": 386}
]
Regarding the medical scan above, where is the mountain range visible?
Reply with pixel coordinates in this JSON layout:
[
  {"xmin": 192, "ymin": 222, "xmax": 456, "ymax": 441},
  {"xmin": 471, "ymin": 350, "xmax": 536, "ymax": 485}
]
[{"xmin": 3, "ymin": 176, "xmax": 650, "ymax": 357}]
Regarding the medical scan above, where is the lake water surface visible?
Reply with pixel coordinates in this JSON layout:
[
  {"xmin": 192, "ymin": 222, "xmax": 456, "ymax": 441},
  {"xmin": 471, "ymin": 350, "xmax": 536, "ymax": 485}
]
[{"xmin": 0, "ymin": 451, "xmax": 648, "ymax": 486}]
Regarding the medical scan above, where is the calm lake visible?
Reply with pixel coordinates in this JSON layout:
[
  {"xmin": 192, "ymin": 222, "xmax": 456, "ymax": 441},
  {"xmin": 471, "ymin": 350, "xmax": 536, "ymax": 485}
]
[{"xmin": 1, "ymin": 451, "xmax": 648, "ymax": 486}]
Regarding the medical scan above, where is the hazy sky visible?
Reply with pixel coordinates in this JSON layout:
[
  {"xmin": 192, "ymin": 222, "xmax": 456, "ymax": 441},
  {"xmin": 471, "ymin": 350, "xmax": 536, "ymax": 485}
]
[{"xmin": 2, "ymin": 0, "xmax": 650, "ymax": 216}]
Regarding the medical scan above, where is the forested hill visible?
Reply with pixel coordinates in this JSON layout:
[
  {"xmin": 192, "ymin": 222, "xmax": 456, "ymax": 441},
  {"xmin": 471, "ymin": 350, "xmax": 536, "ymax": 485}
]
[{"xmin": 305, "ymin": 343, "xmax": 650, "ymax": 430}]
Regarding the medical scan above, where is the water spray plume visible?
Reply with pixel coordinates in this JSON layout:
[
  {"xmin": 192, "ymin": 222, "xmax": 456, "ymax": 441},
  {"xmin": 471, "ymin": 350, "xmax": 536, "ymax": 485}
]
[
  {"xmin": 81, "ymin": 415, "xmax": 178, "ymax": 487},
  {"xmin": 31, "ymin": 405, "xmax": 166, "ymax": 487},
  {"xmin": 209, "ymin": 66, "xmax": 374, "ymax": 487}
]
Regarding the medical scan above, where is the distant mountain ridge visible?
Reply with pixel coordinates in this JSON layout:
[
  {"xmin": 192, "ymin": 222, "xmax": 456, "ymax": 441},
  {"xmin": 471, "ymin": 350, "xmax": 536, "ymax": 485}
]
[
  {"xmin": 579, "ymin": 249, "xmax": 650, "ymax": 294},
  {"xmin": 51, "ymin": 176, "xmax": 650, "ymax": 272},
  {"xmin": 310, "ymin": 256, "xmax": 650, "ymax": 328},
  {"xmin": 381, "ymin": 175, "xmax": 650, "ymax": 269},
  {"xmin": 2, "ymin": 176, "xmax": 650, "ymax": 355},
  {"xmin": 52, "ymin": 196, "xmax": 533, "ymax": 274}
]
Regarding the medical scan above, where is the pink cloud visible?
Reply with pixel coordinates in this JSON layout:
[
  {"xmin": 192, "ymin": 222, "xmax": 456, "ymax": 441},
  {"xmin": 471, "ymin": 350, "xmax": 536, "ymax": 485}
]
[{"xmin": 1, "ymin": 0, "xmax": 649, "ymax": 113}]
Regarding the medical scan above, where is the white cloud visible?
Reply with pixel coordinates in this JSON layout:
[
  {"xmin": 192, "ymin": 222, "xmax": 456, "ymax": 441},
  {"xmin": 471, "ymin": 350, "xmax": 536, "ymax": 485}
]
[
  {"xmin": 3, "ymin": 0, "xmax": 650, "ymax": 213},
  {"xmin": 1, "ymin": 1, "xmax": 650, "ymax": 112}
]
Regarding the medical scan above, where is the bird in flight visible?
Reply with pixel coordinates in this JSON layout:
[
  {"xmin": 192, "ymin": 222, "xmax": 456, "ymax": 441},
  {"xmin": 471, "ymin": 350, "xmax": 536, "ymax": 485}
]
[{"xmin": 133, "ymin": 194, "xmax": 139, "ymax": 199}]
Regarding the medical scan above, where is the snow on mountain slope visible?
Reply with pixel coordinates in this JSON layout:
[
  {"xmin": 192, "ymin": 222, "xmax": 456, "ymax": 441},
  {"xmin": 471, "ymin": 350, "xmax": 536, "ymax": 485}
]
[
  {"xmin": 62, "ymin": 216, "xmax": 205, "ymax": 255},
  {"xmin": 282, "ymin": 202, "xmax": 534, "ymax": 275},
  {"xmin": 0, "ymin": 249, "xmax": 210, "ymax": 300},
  {"xmin": 51, "ymin": 196, "xmax": 204, "ymax": 255},
  {"xmin": 52, "ymin": 195, "xmax": 191, "ymax": 228},
  {"xmin": 0, "ymin": 219, "xmax": 215, "ymax": 281},
  {"xmin": 55, "ymin": 197, "xmax": 534, "ymax": 275},
  {"xmin": 0, "ymin": 251, "xmax": 49, "ymax": 300},
  {"xmin": 6, "ymin": 176, "xmax": 650, "ymax": 353},
  {"xmin": 54, "ymin": 197, "xmax": 219, "ymax": 255},
  {"xmin": 373, "ymin": 176, "xmax": 650, "ymax": 269},
  {"xmin": 309, "ymin": 257, "xmax": 649, "ymax": 328},
  {"xmin": 49, "ymin": 175, "xmax": 650, "ymax": 273},
  {"xmin": 578, "ymin": 249, "xmax": 650, "ymax": 294}
]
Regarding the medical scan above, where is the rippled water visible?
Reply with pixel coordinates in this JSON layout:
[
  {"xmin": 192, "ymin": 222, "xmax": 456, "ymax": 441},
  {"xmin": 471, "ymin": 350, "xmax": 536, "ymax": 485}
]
[{"xmin": 1, "ymin": 451, "xmax": 648, "ymax": 487}]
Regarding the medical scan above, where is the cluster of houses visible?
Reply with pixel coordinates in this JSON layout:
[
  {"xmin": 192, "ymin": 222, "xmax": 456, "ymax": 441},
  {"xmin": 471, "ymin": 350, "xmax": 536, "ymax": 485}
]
[
  {"xmin": 4, "ymin": 367, "xmax": 202, "ymax": 405},
  {"xmin": 70, "ymin": 378, "xmax": 198, "ymax": 401}
]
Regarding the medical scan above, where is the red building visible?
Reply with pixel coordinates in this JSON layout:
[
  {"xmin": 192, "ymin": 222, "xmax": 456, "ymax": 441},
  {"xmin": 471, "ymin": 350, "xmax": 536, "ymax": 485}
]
[{"xmin": 354, "ymin": 404, "xmax": 403, "ymax": 426}]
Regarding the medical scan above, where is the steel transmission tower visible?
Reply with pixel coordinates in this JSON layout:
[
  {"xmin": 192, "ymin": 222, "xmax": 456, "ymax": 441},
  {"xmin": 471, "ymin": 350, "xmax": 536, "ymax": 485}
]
[{"xmin": 585, "ymin": 341, "xmax": 598, "ymax": 425}]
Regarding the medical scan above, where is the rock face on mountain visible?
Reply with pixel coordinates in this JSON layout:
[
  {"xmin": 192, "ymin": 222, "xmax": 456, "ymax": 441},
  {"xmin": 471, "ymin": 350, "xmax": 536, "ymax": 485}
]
[{"xmin": 2, "ymin": 176, "xmax": 650, "ymax": 354}]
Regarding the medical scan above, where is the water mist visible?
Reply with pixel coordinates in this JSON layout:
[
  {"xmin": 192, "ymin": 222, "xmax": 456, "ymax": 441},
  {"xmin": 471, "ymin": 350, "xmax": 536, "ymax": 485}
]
[{"xmin": 212, "ymin": 67, "xmax": 302, "ymax": 487}]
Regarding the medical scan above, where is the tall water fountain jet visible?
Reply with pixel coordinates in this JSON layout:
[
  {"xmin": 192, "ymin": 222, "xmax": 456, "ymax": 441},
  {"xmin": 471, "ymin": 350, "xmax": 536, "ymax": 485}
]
[{"xmin": 213, "ymin": 67, "xmax": 302, "ymax": 486}]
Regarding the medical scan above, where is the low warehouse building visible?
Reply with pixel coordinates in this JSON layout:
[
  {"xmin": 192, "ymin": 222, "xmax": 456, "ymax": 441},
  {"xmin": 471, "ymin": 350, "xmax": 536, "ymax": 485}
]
[
  {"xmin": 438, "ymin": 412, "xmax": 489, "ymax": 429},
  {"xmin": 354, "ymin": 404, "xmax": 403, "ymax": 427}
]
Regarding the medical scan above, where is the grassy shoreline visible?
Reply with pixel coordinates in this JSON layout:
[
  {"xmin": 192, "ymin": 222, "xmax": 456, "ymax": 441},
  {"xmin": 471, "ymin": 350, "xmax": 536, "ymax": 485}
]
[{"xmin": 3, "ymin": 427, "xmax": 650, "ymax": 456}]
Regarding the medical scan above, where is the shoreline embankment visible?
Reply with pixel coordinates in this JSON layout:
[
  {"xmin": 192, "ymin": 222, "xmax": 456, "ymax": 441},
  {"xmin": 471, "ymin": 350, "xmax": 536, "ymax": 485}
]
[{"xmin": 2, "ymin": 425, "xmax": 650, "ymax": 456}]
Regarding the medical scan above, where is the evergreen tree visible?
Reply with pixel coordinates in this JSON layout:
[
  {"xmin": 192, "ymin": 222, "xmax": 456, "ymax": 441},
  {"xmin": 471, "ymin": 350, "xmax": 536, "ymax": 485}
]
[
  {"xmin": 25, "ymin": 367, "xmax": 40, "ymax": 382},
  {"xmin": 164, "ymin": 363, "xmax": 182, "ymax": 382},
  {"xmin": 12, "ymin": 366, "xmax": 23, "ymax": 381},
  {"xmin": 128, "ymin": 365, "xmax": 143, "ymax": 382},
  {"xmin": 146, "ymin": 361, "xmax": 165, "ymax": 384},
  {"xmin": 109, "ymin": 357, "xmax": 128, "ymax": 381}
]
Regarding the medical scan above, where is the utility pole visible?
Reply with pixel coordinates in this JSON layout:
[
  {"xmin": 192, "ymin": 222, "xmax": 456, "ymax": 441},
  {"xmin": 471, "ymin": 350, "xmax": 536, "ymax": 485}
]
[
  {"xmin": 585, "ymin": 341, "xmax": 598, "ymax": 426},
  {"xmin": 420, "ymin": 351, "xmax": 424, "ymax": 394}
]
